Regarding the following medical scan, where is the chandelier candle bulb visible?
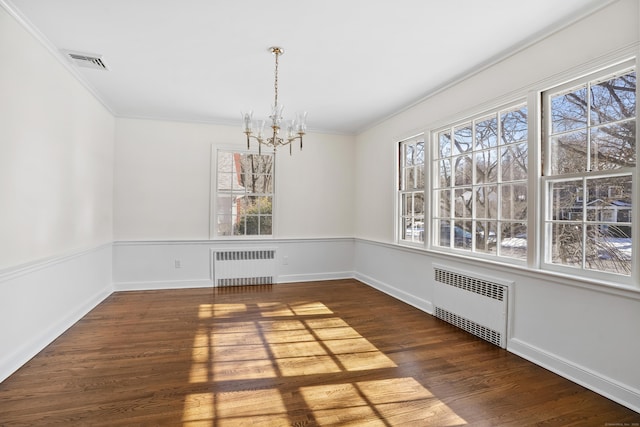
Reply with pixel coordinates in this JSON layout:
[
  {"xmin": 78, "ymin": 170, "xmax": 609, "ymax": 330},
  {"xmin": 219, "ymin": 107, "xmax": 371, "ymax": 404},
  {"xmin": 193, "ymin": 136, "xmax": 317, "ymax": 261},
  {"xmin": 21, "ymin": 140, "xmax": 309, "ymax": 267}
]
[
  {"xmin": 287, "ymin": 121, "xmax": 297, "ymax": 139},
  {"xmin": 257, "ymin": 121, "xmax": 265, "ymax": 140},
  {"xmin": 242, "ymin": 46, "xmax": 307, "ymax": 155},
  {"xmin": 242, "ymin": 111, "xmax": 253, "ymax": 132}
]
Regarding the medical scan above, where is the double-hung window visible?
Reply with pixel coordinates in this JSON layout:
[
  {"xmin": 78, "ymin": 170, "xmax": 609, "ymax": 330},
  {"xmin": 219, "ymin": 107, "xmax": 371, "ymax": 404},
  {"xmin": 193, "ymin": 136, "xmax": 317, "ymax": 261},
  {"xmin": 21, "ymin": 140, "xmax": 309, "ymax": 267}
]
[
  {"xmin": 421, "ymin": 58, "xmax": 636, "ymax": 286},
  {"xmin": 399, "ymin": 135, "xmax": 425, "ymax": 244},
  {"xmin": 431, "ymin": 103, "xmax": 528, "ymax": 261},
  {"xmin": 542, "ymin": 63, "xmax": 635, "ymax": 278},
  {"xmin": 214, "ymin": 149, "xmax": 274, "ymax": 237}
]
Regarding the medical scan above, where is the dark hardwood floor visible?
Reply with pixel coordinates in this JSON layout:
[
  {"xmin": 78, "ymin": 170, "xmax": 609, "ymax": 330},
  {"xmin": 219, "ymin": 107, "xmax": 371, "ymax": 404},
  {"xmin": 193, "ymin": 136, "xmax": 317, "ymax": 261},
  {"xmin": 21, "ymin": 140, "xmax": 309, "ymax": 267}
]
[{"xmin": 0, "ymin": 279, "xmax": 638, "ymax": 426}]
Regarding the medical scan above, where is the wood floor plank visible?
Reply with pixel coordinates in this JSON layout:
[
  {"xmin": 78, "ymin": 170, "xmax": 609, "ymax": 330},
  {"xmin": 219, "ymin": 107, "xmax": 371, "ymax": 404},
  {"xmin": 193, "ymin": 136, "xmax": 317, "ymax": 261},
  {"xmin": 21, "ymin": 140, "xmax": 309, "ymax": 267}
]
[{"xmin": 0, "ymin": 279, "xmax": 638, "ymax": 426}]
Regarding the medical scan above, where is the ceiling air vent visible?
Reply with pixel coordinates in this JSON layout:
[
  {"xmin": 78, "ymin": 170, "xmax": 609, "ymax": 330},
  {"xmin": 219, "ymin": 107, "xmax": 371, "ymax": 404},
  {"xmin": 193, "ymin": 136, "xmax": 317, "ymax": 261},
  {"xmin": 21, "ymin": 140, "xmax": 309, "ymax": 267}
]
[{"xmin": 62, "ymin": 50, "xmax": 109, "ymax": 70}]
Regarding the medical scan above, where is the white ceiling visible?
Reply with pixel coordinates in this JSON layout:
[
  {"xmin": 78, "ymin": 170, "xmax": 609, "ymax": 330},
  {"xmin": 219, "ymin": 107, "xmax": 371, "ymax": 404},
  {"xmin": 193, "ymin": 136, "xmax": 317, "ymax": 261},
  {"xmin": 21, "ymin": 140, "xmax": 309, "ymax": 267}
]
[{"xmin": 5, "ymin": 0, "xmax": 611, "ymax": 134}]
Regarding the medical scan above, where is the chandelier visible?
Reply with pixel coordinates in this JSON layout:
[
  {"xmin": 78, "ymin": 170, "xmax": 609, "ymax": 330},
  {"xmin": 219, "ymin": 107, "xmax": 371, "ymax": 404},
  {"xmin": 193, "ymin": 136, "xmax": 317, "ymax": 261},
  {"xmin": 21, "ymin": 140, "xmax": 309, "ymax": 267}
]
[{"xmin": 242, "ymin": 46, "xmax": 307, "ymax": 155}]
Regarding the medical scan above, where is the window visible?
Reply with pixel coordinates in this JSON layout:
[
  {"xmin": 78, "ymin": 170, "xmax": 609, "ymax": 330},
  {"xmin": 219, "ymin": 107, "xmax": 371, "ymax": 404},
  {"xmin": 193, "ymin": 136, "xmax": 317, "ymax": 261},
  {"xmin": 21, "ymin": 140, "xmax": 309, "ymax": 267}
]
[
  {"xmin": 399, "ymin": 135, "xmax": 425, "ymax": 244},
  {"xmin": 543, "ymin": 65, "xmax": 635, "ymax": 277},
  {"xmin": 413, "ymin": 57, "xmax": 637, "ymax": 286},
  {"xmin": 214, "ymin": 150, "xmax": 274, "ymax": 237},
  {"xmin": 431, "ymin": 103, "xmax": 528, "ymax": 261}
]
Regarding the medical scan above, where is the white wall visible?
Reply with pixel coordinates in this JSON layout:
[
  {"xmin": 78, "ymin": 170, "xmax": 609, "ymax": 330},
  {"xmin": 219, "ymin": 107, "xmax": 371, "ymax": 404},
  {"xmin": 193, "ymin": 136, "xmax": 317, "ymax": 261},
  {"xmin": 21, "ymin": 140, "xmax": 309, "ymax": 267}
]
[
  {"xmin": 112, "ymin": 238, "xmax": 354, "ymax": 291},
  {"xmin": 354, "ymin": 240, "xmax": 640, "ymax": 412},
  {"xmin": 0, "ymin": 6, "xmax": 114, "ymax": 270},
  {"xmin": 356, "ymin": 0, "xmax": 639, "ymax": 243},
  {"xmin": 0, "ymin": 4, "xmax": 114, "ymax": 382},
  {"xmin": 114, "ymin": 118, "xmax": 355, "ymax": 241},
  {"xmin": 0, "ymin": 245, "xmax": 112, "ymax": 382},
  {"xmin": 2, "ymin": 0, "xmax": 639, "ymax": 413},
  {"xmin": 353, "ymin": 0, "xmax": 640, "ymax": 412}
]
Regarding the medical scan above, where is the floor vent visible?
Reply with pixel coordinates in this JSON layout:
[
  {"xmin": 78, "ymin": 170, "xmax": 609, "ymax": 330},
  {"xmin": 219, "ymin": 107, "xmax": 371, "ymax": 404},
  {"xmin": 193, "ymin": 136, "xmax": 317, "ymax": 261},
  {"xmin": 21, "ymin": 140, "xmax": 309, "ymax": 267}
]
[
  {"xmin": 433, "ymin": 265, "xmax": 510, "ymax": 348},
  {"xmin": 213, "ymin": 249, "xmax": 276, "ymax": 287}
]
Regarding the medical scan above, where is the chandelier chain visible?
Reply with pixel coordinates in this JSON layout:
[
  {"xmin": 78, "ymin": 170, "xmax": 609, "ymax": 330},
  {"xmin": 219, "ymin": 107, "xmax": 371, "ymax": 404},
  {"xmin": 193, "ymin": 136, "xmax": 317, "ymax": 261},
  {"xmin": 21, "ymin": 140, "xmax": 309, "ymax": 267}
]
[{"xmin": 273, "ymin": 50, "xmax": 279, "ymax": 109}]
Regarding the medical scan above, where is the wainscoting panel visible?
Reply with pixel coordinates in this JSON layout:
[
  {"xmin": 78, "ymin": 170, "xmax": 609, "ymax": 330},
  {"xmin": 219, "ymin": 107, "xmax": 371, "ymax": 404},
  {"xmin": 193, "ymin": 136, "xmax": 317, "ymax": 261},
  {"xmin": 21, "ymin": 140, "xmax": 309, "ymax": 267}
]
[
  {"xmin": 353, "ymin": 239, "xmax": 640, "ymax": 413},
  {"xmin": 0, "ymin": 244, "xmax": 113, "ymax": 383},
  {"xmin": 112, "ymin": 238, "xmax": 355, "ymax": 291}
]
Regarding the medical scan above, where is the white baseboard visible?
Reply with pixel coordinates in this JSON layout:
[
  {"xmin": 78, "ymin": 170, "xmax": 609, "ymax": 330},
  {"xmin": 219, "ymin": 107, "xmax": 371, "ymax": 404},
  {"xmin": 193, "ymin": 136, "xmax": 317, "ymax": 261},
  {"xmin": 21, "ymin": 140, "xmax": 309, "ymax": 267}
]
[
  {"xmin": 115, "ymin": 273, "xmax": 355, "ymax": 291},
  {"xmin": 0, "ymin": 285, "xmax": 111, "ymax": 383},
  {"xmin": 4, "ymin": 237, "xmax": 638, "ymax": 417},
  {"xmin": 508, "ymin": 338, "xmax": 640, "ymax": 413},
  {"xmin": 113, "ymin": 279, "xmax": 213, "ymax": 292},
  {"xmin": 277, "ymin": 271, "xmax": 354, "ymax": 284},
  {"xmin": 0, "ymin": 244, "xmax": 113, "ymax": 383},
  {"xmin": 355, "ymin": 272, "xmax": 434, "ymax": 315}
]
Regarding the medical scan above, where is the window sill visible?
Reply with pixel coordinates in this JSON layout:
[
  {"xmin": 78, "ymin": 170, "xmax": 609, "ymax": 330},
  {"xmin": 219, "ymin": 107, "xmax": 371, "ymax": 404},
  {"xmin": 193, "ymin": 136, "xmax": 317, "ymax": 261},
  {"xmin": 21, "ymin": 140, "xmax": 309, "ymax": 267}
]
[{"xmin": 387, "ymin": 239, "xmax": 640, "ymax": 300}]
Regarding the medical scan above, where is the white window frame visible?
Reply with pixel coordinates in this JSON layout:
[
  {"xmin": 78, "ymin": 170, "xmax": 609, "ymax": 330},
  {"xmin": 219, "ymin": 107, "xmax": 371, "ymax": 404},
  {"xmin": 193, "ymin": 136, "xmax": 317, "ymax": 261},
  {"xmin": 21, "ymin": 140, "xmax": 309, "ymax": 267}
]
[
  {"xmin": 429, "ymin": 100, "xmax": 529, "ymax": 265},
  {"xmin": 540, "ymin": 61, "xmax": 636, "ymax": 284},
  {"xmin": 398, "ymin": 134, "xmax": 426, "ymax": 246},
  {"xmin": 210, "ymin": 146, "xmax": 275, "ymax": 239},
  {"xmin": 417, "ymin": 55, "xmax": 638, "ymax": 290}
]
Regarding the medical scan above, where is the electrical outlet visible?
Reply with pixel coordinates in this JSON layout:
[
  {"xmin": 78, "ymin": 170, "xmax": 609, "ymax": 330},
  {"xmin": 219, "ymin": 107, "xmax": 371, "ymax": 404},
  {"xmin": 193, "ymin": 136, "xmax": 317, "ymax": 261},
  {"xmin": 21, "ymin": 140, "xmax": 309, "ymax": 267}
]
[
  {"xmin": 283, "ymin": 255, "xmax": 289, "ymax": 265},
  {"xmin": 174, "ymin": 259, "xmax": 181, "ymax": 268}
]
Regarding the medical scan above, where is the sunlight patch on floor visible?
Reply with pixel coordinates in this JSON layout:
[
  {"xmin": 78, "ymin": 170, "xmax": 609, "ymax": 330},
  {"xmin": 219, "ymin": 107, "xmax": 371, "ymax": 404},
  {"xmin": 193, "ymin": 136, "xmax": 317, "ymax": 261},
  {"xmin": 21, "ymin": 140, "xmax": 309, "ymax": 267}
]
[
  {"xmin": 199, "ymin": 303, "xmax": 248, "ymax": 318},
  {"xmin": 256, "ymin": 301, "xmax": 334, "ymax": 316},
  {"xmin": 182, "ymin": 392, "xmax": 214, "ymax": 426},
  {"xmin": 186, "ymin": 303, "xmax": 466, "ymax": 425},
  {"xmin": 301, "ymin": 378, "xmax": 467, "ymax": 426}
]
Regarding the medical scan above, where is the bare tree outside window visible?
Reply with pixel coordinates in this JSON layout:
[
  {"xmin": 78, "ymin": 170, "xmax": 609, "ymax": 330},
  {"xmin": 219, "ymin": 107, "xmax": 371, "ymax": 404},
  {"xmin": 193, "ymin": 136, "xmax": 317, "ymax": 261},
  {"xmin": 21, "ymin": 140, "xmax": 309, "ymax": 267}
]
[
  {"xmin": 399, "ymin": 136, "xmax": 425, "ymax": 244},
  {"xmin": 546, "ymin": 68, "xmax": 635, "ymax": 275},
  {"xmin": 216, "ymin": 151, "xmax": 274, "ymax": 237},
  {"xmin": 432, "ymin": 104, "xmax": 528, "ymax": 260}
]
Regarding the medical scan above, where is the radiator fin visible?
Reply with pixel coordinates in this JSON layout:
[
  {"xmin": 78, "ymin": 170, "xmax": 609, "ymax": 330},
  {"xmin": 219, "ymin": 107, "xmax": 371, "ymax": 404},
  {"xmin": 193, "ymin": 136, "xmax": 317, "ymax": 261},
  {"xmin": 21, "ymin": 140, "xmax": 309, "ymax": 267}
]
[
  {"xmin": 434, "ymin": 307, "xmax": 502, "ymax": 347},
  {"xmin": 216, "ymin": 250, "xmax": 275, "ymax": 261},
  {"xmin": 216, "ymin": 276, "xmax": 273, "ymax": 287},
  {"xmin": 212, "ymin": 249, "xmax": 277, "ymax": 288},
  {"xmin": 434, "ymin": 267, "xmax": 505, "ymax": 301}
]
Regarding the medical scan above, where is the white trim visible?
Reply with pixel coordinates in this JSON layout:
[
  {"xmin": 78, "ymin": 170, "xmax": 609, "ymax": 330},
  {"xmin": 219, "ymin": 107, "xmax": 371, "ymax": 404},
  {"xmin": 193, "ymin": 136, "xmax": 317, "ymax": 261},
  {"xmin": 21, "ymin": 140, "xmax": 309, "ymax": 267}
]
[
  {"xmin": 419, "ymin": 46, "xmax": 640, "ymax": 293},
  {"xmin": 357, "ymin": 237, "xmax": 640, "ymax": 300},
  {"xmin": 114, "ymin": 279, "xmax": 212, "ymax": 292},
  {"xmin": 0, "ymin": 242, "xmax": 113, "ymax": 282},
  {"xmin": 278, "ymin": 271, "xmax": 355, "ymax": 284},
  {"xmin": 359, "ymin": 4, "xmax": 626, "ymax": 135},
  {"xmin": 0, "ymin": 0, "xmax": 115, "ymax": 116},
  {"xmin": 429, "ymin": 98, "xmax": 529, "ymax": 136},
  {"xmin": 354, "ymin": 238, "xmax": 640, "ymax": 413},
  {"xmin": 427, "ymin": 99, "xmax": 530, "ymax": 268},
  {"xmin": 112, "ymin": 237, "xmax": 354, "ymax": 246},
  {"xmin": 539, "ymin": 61, "xmax": 637, "ymax": 287},
  {"xmin": 528, "ymin": 90, "xmax": 543, "ymax": 270},
  {"xmin": 422, "ymin": 43, "xmax": 639, "ymax": 138},
  {"xmin": 0, "ymin": 244, "xmax": 113, "ymax": 383},
  {"xmin": 112, "ymin": 238, "xmax": 356, "ymax": 292},
  {"xmin": 355, "ymin": 272, "xmax": 433, "ymax": 315},
  {"xmin": 397, "ymin": 135, "xmax": 427, "ymax": 247},
  {"xmin": 209, "ymin": 145, "xmax": 276, "ymax": 240},
  {"xmin": 0, "ymin": 284, "xmax": 111, "ymax": 383},
  {"xmin": 509, "ymin": 338, "xmax": 640, "ymax": 414}
]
